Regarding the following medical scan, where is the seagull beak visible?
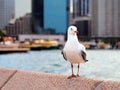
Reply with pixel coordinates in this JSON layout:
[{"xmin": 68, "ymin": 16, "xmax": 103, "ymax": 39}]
[{"xmin": 74, "ymin": 30, "xmax": 78, "ymax": 34}]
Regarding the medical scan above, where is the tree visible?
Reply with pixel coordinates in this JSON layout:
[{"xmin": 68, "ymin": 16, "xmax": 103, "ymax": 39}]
[{"xmin": 0, "ymin": 29, "xmax": 6, "ymax": 37}]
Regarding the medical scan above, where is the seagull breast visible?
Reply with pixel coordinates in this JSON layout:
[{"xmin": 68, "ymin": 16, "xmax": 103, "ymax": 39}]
[{"xmin": 63, "ymin": 39, "xmax": 86, "ymax": 64}]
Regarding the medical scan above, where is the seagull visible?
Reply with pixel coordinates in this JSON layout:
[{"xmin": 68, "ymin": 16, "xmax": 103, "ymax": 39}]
[{"xmin": 62, "ymin": 26, "xmax": 88, "ymax": 79}]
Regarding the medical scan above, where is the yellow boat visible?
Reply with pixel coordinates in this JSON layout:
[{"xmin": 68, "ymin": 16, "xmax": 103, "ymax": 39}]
[{"xmin": 22, "ymin": 39, "xmax": 59, "ymax": 50}]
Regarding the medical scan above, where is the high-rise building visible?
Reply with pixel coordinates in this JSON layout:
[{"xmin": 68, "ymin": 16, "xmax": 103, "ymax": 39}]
[
  {"xmin": 91, "ymin": 0, "xmax": 120, "ymax": 38},
  {"xmin": 32, "ymin": 0, "xmax": 68, "ymax": 34},
  {"xmin": 69, "ymin": 0, "xmax": 92, "ymax": 38},
  {"xmin": 4, "ymin": 13, "xmax": 32, "ymax": 36},
  {"xmin": 32, "ymin": 0, "xmax": 44, "ymax": 34},
  {"xmin": 0, "ymin": 0, "xmax": 15, "ymax": 29},
  {"xmin": 44, "ymin": 0, "xmax": 67, "ymax": 34},
  {"xmin": 73, "ymin": 0, "xmax": 91, "ymax": 17}
]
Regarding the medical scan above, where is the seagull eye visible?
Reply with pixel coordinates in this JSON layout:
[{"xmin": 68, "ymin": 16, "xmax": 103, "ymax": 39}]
[{"xmin": 70, "ymin": 28, "xmax": 73, "ymax": 31}]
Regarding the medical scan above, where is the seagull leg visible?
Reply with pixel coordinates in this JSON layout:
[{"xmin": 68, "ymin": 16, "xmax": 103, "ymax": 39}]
[
  {"xmin": 77, "ymin": 64, "xmax": 80, "ymax": 77},
  {"xmin": 68, "ymin": 64, "xmax": 76, "ymax": 79},
  {"xmin": 71, "ymin": 64, "xmax": 74, "ymax": 76}
]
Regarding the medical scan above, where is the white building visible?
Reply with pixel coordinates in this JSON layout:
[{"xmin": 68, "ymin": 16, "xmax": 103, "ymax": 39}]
[
  {"xmin": 91, "ymin": 0, "xmax": 120, "ymax": 37},
  {"xmin": 4, "ymin": 13, "xmax": 32, "ymax": 36},
  {"xmin": 0, "ymin": 0, "xmax": 15, "ymax": 29}
]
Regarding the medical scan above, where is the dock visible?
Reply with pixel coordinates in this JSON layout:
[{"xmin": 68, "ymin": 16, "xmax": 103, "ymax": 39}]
[
  {"xmin": 0, "ymin": 43, "xmax": 30, "ymax": 54},
  {"xmin": 0, "ymin": 48, "xmax": 29, "ymax": 54}
]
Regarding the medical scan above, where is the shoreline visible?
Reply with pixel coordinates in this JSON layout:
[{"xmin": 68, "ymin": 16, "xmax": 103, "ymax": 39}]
[{"xmin": 0, "ymin": 68, "xmax": 120, "ymax": 90}]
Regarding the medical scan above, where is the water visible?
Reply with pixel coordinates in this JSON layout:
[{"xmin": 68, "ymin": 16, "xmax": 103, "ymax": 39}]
[{"xmin": 0, "ymin": 50, "xmax": 120, "ymax": 81}]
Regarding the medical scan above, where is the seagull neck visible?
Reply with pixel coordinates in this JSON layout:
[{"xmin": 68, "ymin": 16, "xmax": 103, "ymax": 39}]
[{"xmin": 67, "ymin": 34, "xmax": 78, "ymax": 42}]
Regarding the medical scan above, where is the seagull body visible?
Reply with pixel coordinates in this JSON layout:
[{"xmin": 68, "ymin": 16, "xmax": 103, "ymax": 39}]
[
  {"xmin": 63, "ymin": 35, "xmax": 86, "ymax": 64},
  {"xmin": 62, "ymin": 26, "xmax": 88, "ymax": 79}
]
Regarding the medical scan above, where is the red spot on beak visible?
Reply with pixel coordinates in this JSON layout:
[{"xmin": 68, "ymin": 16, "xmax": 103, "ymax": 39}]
[{"xmin": 74, "ymin": 30, "xmax": 78, "ymax": 34}]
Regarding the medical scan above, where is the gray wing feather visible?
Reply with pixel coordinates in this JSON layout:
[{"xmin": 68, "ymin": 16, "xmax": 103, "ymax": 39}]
[
  {"xmin": 61, "ymin": 50, "xmax": 67, "ymax": 61},
  {"xmin": 81, "ymin": 50, "xmax": 88, "ymax": 62}
]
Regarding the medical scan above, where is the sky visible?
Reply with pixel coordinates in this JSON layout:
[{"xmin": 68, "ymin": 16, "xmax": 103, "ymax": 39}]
[{"xmin": 15, "ymin": 0, "xmax": 31, "ymax": 18}]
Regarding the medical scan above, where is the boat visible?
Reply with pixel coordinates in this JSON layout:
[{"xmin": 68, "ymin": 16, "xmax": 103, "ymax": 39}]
[
  {"xmin": 0, "ymin": 37, "xmax": 29, "ymax": 54},
  {"xmin": 22, "ymin": 39, "xmax": 59, "ymax": 50},
  {"xmin": 0, "ymin": 44, "xmax": 30, "ymax": 54}
]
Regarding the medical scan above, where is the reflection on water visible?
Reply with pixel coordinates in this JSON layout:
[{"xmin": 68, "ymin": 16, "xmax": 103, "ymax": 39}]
[{"xmin": 0, "ymin": 50, "xmax": 120, "ymax": 81}]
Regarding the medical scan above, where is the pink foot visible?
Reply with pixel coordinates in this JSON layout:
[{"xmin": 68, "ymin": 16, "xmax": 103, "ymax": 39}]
[{"xmin": 67, "ymin": 74, "xmax": 76, "ymax": 79}]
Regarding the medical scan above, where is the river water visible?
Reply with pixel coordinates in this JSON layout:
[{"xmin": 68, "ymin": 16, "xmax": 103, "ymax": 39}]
[{"xmin": 0, "ymin": 50, "xmax": 120, "ymax": 81}]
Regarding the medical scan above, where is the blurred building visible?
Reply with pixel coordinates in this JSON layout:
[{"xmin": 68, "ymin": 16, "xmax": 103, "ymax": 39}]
[
  {"xmin": 32, "ymin": 0, "xmax": 44, "ymax": 34},
  {"xmin": 4, "ymin": 13, "xmax": 32, "ymax": 36},
  {"xmin": 68, "ymin": 0, "xmax": 92, "ymax": 39},
  {"xmin": 91, "ymin": 0, "xmax": 120, "ymax": 38},
  {"xmin": 32, "ymin": 0, "xmax": 68, "ymax": 34},
  {"xmin": 0, "ymin": 0, "xmax": 15, "ymax": 29}
]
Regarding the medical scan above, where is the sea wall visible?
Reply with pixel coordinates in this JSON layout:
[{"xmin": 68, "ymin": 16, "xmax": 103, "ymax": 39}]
[{"xmin": 0, "ymin": 68, "xmax": 120, "ymax": 90}]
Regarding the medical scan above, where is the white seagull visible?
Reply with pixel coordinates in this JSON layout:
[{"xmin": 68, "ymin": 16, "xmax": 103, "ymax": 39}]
[{"xmin": 62, "ymin": 26, "xmax": 88, "ymax": 79}]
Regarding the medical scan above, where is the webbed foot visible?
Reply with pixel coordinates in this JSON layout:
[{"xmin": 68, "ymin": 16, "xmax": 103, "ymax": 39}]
[{"xmin": 67, "ymin": 74, "xmax": 76, "ymax": 79}]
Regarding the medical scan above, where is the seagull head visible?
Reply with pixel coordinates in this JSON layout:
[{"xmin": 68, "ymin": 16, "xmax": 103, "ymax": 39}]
[{"xmin": 68, "ymin": 26, "xmax": 78, "ymax": 36}]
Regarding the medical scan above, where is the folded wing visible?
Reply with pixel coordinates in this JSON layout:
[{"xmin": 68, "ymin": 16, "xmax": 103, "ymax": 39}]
[
  {"xmin": 61, "ymin": 50, "xmax": 67, "ymax": 61},
  {"xmin": 81, "ymin": 50, "xmax": 88, "ymax": 62}
]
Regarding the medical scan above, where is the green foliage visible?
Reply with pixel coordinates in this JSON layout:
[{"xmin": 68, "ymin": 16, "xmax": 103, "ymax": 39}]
[{"xmin": 0, "ymin": 29, "xmax": 6, "ymax": 37}]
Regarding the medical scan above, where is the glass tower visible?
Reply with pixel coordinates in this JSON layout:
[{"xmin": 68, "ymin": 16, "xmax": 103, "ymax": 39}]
[
  {"xmin": 44, "ymin": 0, "xmax": 67, "ymax": 34},
  {"xmin": 32, "ymin": 0, "xmax": 44, "ymax": 34},
  {"xmin": 32, "ymin": 0, "xmax": 67, "ymax": 34}
]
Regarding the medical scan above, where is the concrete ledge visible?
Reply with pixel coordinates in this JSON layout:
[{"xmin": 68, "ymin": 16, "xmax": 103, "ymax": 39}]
[
  {"xmin": 95, "ymin": 81, "xmax": 120, "ymax": 90},
  {"xmin": 0, "ymin": 68, "xmax": 120, "ymax": 90},
  {"xmin": 0, "ymin": 68, "xmax": 17, "ymax": 89}
]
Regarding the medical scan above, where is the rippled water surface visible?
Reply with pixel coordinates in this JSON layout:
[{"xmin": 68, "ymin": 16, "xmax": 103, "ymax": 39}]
[{"xmin": 0, "ymin": 50, "xmax": 120, "ymax": 81}]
